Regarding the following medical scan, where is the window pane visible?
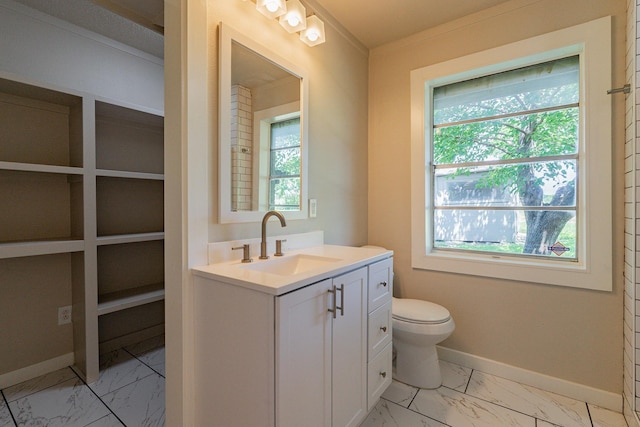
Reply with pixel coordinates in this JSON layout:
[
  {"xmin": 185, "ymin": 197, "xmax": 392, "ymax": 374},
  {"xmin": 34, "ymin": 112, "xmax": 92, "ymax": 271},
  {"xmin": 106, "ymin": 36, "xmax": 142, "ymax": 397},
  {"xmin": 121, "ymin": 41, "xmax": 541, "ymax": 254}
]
[
  {"xmin": 434, "ymin": 210, "xmax": 576, "ymax": 259},
  {"xmin": 433, "ymin": 108, "xmax": 578, "ymax": 165},
  {"xmin": 433, "ymin": 56, "xmax": 579, "ymax": 125},
  {"xmin": 435, "ymin": 160, "xmax": 576, "ymax": 208},
  {"xmin": 270, "ymin": 147, "xmax": 301, "ymax": 176},
  {"xmin": 271, "ymin": 118, "xmax": 301, "ymax": 149},
  {"xmin": 269, "ymin": 177, "xmax": 300, "ymax": 210}
]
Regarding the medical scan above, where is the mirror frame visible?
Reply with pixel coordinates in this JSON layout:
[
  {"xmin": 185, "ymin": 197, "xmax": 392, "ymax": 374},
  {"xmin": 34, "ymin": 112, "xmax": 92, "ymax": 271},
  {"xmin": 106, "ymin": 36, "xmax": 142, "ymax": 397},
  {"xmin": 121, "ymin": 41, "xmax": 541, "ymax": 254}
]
[{"xmin": 219, "ymin": 23, "xmax": 309, "ymax": 223}]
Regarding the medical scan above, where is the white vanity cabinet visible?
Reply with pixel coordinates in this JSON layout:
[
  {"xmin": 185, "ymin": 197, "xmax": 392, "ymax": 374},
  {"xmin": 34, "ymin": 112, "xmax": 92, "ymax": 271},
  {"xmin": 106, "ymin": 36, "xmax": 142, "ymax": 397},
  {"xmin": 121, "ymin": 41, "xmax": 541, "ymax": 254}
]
[
  {"xmin": 277, "ymin": 267, "xmax": 367, "ymax": 427},
  {"xmin": 192, "ymin": 251, "xmax": 393, "ymax": 427}
]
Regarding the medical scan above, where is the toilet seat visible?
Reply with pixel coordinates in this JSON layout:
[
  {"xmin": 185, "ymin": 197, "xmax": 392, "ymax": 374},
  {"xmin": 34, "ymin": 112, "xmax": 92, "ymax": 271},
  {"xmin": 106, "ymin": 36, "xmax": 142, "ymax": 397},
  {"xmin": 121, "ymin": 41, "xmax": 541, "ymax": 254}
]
[{"xmin": 392, "ymin": 298, "xmax": 451, "ymax": 324}]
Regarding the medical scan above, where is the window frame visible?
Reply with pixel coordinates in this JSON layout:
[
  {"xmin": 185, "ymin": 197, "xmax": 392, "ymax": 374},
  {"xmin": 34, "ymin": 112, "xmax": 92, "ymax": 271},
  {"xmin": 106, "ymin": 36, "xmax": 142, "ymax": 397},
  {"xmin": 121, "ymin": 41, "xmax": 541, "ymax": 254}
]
[
  {"xmin": 268, "ymin": 116, "xmax": 302, "ymax": 211},
  {"xmin": 253, "ymin": 101, "xmax": 301, "ymax": 213},
  {"xmin": 410, "ymin": 17, "xmax": 612, "ymax": 291}
]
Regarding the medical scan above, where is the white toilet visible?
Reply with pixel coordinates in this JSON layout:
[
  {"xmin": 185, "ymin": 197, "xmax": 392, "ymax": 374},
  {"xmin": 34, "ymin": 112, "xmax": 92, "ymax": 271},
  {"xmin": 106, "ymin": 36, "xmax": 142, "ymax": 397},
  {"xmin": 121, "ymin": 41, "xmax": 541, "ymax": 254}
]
[{"xmin": 392, "ymin": 297, "xmax": 455, "ymax": 389}]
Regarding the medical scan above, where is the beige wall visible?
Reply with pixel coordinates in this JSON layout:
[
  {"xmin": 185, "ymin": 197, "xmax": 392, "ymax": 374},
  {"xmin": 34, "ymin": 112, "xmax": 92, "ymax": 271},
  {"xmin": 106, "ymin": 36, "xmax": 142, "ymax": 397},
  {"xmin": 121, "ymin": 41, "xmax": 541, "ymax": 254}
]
[
  {"xmin": 368, "ymin": 0, "xmax": 626, "ymax": 393},
  {"xmin": 207, "ymin": 1, "xmax": 369, "ymax": 246}
]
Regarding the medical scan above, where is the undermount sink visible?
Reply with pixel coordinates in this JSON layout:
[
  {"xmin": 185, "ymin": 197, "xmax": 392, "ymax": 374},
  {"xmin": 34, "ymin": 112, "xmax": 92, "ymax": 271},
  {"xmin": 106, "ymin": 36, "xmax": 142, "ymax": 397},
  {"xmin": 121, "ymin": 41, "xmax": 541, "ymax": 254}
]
[{"xmin": 240, "ymin": 254, "xmax": 342, "ymax": 276}]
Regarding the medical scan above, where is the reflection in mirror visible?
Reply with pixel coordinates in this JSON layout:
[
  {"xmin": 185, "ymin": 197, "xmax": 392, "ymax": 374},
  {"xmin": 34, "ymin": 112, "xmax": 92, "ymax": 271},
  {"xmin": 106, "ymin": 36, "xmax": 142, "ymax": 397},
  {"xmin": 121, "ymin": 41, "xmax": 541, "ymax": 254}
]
[{"xmin": 219, "ymin": 23, "xmax": 309, "ymax": 223}]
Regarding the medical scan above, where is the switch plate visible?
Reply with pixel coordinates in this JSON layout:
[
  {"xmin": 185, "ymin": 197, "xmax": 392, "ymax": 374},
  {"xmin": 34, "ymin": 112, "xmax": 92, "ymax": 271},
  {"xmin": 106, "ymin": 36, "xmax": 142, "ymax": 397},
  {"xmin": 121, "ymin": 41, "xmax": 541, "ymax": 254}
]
[
  {"xmin": 309, "ymin": 199, "xmax": 317, "ymax": 218},
  {"xmin": 58, "ymin": 306, "xmax": 72, "ymax": 325}
]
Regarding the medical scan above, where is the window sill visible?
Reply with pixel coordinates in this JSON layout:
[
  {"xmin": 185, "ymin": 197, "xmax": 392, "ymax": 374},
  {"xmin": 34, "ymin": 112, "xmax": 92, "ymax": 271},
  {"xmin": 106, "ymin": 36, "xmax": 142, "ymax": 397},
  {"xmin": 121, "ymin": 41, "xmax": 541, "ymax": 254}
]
[{"xmin": 412, "ymin": 249, "xmax": 611, "ymax": 291}]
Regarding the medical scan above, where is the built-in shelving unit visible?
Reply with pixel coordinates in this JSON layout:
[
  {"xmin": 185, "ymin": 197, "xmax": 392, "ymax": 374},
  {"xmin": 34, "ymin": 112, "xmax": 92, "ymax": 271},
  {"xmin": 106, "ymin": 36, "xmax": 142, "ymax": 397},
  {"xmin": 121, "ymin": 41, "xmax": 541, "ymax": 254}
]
[
  {"xmin": 93, "ymin": 100, "xmax": 164, "ymax": 376},
  {"xmin": 0, "ymin": 77, "xmax": 164, "ymax": 384},
  {"xmin": 0, "ymin": 79, "xmax": 84, "ymax": 263}
]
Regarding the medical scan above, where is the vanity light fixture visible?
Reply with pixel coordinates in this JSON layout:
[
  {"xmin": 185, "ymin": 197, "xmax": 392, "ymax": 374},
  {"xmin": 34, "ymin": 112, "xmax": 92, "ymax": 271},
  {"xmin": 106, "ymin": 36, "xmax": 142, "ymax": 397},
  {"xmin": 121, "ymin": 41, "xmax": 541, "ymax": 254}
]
[
  {"xmin": 256, "ymin": 0, "xmax": 287, "ymax": 19},
  {"xmin": 279, "ymin": 0, "xmax": 306, "ymax": 33},
  {"xmin": 247, "ymin": 0, "xmax": 325, "ymax": 46},
  {"xmin": 299, "ymin": 14, "xmax": 325, "ymax": 46}
]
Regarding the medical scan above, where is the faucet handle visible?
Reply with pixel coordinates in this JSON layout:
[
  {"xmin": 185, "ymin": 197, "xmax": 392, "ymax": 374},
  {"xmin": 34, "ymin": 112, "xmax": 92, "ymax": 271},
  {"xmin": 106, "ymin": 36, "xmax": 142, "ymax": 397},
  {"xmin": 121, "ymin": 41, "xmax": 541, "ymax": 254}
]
[
  {"xmin": 275, "ymin": 239, "xmax": 287, "ymax": 257},
  {"xmin": 232, "ymin": 244, "xmax": 252, "ymax": 263}
]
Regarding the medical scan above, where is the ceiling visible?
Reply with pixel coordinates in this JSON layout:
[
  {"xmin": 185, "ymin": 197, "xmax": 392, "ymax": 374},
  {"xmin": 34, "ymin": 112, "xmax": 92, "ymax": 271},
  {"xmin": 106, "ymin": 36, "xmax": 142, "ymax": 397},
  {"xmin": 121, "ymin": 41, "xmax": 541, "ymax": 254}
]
[
  {"xmin": 12, "ymin": 0, "xmax": 514, "ymax": 54},
  {"xmin": 311, "ymin": 0, "xmax": 512, "ymax": 49},
  {"xmin": 11, "ymin": 0, "xmax": 164, "ymax": 57}
]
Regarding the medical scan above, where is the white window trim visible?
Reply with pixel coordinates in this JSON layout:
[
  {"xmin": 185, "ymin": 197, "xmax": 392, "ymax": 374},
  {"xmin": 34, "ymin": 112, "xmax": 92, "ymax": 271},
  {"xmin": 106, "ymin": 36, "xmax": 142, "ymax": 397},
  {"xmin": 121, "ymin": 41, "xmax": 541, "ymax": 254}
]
[{"xmin": 410, "ymin": 17, "xmax": 612, "ymax": 291}]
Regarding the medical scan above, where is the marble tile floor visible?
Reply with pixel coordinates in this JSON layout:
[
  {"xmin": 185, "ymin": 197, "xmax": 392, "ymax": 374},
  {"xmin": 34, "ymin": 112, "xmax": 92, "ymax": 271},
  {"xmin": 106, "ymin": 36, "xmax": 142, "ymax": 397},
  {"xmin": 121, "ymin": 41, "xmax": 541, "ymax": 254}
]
[
  {"xmin": 0, "ymin": 344, "xmax": 627, "ymax": 427},
  {"xmin": 0, "ymin": 335, "xmax": 165, "ymax": 427},
  {"xmin": 360, "ymin": 360, "xmax": 628, "ymax": 427}
]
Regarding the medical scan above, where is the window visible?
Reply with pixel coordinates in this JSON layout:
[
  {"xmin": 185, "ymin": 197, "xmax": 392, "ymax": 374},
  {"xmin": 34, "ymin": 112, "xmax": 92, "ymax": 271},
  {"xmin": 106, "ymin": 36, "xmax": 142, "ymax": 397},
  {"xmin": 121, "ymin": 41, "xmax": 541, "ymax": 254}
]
[
  {"xmin": 252, "ymin": 101, "xmax": 305, "ymax": 215},
  {"xmin": 433, "ymin": 56, "xmax": 579, "ymax": 260},
  {"xmin": 269, "ymin": 117, "xmax": 301, "ymax": 210},
  {"xmin": 410, "ymin": 17, "xmax": 612, "ymax": 290}
]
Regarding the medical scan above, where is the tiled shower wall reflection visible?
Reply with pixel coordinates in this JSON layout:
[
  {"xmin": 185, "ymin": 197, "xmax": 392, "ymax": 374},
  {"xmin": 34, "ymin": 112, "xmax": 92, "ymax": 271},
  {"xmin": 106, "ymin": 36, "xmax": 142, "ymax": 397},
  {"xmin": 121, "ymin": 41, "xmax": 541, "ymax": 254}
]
[{"xmin": 231, "ymin": 84, "xmax": 253, "ymax": 211}]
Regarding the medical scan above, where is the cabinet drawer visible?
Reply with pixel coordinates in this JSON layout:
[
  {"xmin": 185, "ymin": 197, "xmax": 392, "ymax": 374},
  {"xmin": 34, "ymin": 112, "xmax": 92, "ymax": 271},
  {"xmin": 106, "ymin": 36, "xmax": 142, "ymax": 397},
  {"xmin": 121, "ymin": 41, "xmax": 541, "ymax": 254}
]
[
  {"xmin": 367, "ymin": 342, "xmax": 392, "ymax": 411},
  {"xmin": 368, "ymin": 301, "xmax": 391, "ymax": 361},
  {"xmin": 368, "ymin": 258, "xmax": 392, "ymax": 312}
]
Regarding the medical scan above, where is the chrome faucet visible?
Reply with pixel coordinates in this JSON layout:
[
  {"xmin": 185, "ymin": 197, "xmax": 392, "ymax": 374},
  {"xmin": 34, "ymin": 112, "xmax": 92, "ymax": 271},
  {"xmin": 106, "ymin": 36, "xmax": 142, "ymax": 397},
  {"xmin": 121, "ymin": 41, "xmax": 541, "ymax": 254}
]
[{"xmin": 260, "ymin": 210, "xmax": 287, "ymax": 259}]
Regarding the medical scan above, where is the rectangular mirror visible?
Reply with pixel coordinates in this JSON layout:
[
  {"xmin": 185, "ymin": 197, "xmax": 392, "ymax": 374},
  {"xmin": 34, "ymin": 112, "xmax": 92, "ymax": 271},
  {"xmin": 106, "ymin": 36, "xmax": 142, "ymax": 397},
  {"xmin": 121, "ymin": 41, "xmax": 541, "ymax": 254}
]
[{"xmin": 219, "ymin": 23, "xmax": 309, "ymax": 223}]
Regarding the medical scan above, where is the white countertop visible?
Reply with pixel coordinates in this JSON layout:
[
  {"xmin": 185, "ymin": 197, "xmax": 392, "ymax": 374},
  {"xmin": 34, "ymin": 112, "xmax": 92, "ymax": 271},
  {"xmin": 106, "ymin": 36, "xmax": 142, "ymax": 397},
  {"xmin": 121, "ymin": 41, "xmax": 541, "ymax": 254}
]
[{"xmin": 192, "ymin": 244, "xmax": 393, "ymax": 295}]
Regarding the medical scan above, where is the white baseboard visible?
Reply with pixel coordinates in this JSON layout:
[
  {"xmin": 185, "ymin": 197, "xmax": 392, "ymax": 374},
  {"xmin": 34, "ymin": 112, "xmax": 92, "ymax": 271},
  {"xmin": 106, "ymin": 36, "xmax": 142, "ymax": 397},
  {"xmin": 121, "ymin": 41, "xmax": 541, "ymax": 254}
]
[
  {"xmin": 0, "ymin": 353, "xmax": 74, "ymax": 389},
  {"xmin": 437, "ymin": 346, "xmax": 622, "ymax": 412}
]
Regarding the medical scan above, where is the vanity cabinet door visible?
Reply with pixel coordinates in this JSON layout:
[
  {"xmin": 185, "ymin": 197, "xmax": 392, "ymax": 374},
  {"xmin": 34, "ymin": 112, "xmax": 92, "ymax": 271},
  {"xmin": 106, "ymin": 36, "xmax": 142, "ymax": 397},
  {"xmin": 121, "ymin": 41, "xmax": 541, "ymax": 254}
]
[
  {"xmin": 331, "ymin": 267, "xmax": 368, "ymax": 427},
  {"xmin": 276, "ymin": 267, "xmax": 368, "ymax": 427},
  {"xmin": 276, "ymin": 279, "xmax": 332, "ymax": 427}
]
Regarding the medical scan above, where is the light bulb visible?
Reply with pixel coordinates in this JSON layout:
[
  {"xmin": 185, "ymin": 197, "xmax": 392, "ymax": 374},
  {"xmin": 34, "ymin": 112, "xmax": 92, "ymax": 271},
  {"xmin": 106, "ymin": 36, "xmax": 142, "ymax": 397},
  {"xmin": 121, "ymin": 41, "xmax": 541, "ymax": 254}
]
[
  {"xmin": 287, "ymin": 14, "xmax": 300, "ymax": 26},
  {"xmin": 266, "ymin": 0, "xmax": 279, "ymax": 12},
  {"xmin": 307, "ymin": 30, "xmax": 319, "ymax": 42}
]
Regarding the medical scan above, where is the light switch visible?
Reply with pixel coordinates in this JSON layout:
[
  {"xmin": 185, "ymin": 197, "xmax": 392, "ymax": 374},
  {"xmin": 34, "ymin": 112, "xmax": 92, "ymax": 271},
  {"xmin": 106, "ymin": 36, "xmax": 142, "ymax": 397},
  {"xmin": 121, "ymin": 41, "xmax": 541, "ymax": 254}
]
[{"xmin": 309, "ymin": 199, "xmax": 317, "ymax": 218}]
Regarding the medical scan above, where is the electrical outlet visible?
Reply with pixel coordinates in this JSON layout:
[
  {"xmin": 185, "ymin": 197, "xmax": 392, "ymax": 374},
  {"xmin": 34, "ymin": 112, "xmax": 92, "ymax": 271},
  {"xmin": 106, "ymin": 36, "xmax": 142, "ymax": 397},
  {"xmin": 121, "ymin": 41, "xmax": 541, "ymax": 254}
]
[{"xmin": 58, "ymin": 306, "xmax": 72, "ymax": 325}]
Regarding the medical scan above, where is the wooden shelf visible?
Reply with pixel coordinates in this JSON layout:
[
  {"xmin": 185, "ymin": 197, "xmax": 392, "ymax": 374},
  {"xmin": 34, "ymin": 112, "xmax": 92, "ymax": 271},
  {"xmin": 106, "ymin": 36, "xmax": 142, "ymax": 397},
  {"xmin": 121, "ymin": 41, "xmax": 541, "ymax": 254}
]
[
  {"xmin": 97, "ymin": 282, "xmax": 165, "ymax": 316},
  {"xmin": 0, "ymin": 161, "xmax": 83, "ymax": 175},
  {"xmin": 97, "ymin": 232, "xmax": 165, "ymax": 246},
  {"xmin": 0, "ymin": 239, "xmax": 84, "ymax": 259},
  {"xmin": 96, "ymin": 169, "xmax": 163, "ymax": 181}
]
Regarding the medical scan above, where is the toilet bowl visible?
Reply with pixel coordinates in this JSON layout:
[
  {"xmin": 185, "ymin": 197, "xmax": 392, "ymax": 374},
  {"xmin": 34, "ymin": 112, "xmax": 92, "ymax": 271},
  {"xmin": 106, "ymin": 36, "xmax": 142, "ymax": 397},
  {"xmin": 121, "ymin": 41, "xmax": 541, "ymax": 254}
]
[{"xmin": 392, "ymin": 297, "xmax": 455, "ymax": 389}]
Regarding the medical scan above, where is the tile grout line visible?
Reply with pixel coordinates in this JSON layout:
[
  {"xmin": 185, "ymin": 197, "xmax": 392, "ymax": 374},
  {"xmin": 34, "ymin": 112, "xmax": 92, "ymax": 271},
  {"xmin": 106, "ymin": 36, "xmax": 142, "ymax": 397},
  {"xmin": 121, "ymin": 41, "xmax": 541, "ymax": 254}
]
[
  {"xmin": 121, "ymin": 346, "xmax": 165, "ymax": 379},
  {"xmin": 463, "ymin": 368, "xmax": 473, "ymax": 394},
  {"xmin": 380, "ymin": 397, "xmax": 454, "ymax": 427},
  {"xmin": 460, "ymin": 369, "xmax": 594, "ymax": 427},
  {"xmin": 407, "ymin": 386, "xmax": 419, "ymax": 409},
  {"xmin": 399, "ymin": 370, "xmax": 562, "ymax": 426},
  {"xmin": 1, "ymin": 390, "xmax": 17, "ymax": 427},
  {"xmin": 585, "ymin": 402, "xmax": 594, "ymax": 427},
  {"xmin": 3, "ymin": 366, "xmax": 77, "ymax": 404},
  {"xmin": 71, "ymin": 364, "xmax": 128, "ymax": 427},
  {"xmin": 440, "ymin": 383, "xmax": 541, "ymax": 423}
]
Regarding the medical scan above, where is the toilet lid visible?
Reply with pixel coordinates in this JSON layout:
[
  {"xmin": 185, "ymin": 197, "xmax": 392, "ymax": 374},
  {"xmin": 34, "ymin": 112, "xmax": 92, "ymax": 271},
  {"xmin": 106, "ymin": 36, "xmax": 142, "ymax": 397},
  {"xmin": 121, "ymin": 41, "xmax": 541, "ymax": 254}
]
[{"xmin": 393, "ymin": 298, "xmax": 451, "ymax": 324}]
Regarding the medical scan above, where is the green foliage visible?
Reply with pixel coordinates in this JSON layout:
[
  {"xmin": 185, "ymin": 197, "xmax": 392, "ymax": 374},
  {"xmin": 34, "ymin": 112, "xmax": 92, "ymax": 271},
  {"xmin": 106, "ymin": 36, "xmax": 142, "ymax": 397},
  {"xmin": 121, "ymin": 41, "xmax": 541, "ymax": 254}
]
[{"xmin": 434, "ymin": 107, "xmax": 578, "ymax": 193}]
